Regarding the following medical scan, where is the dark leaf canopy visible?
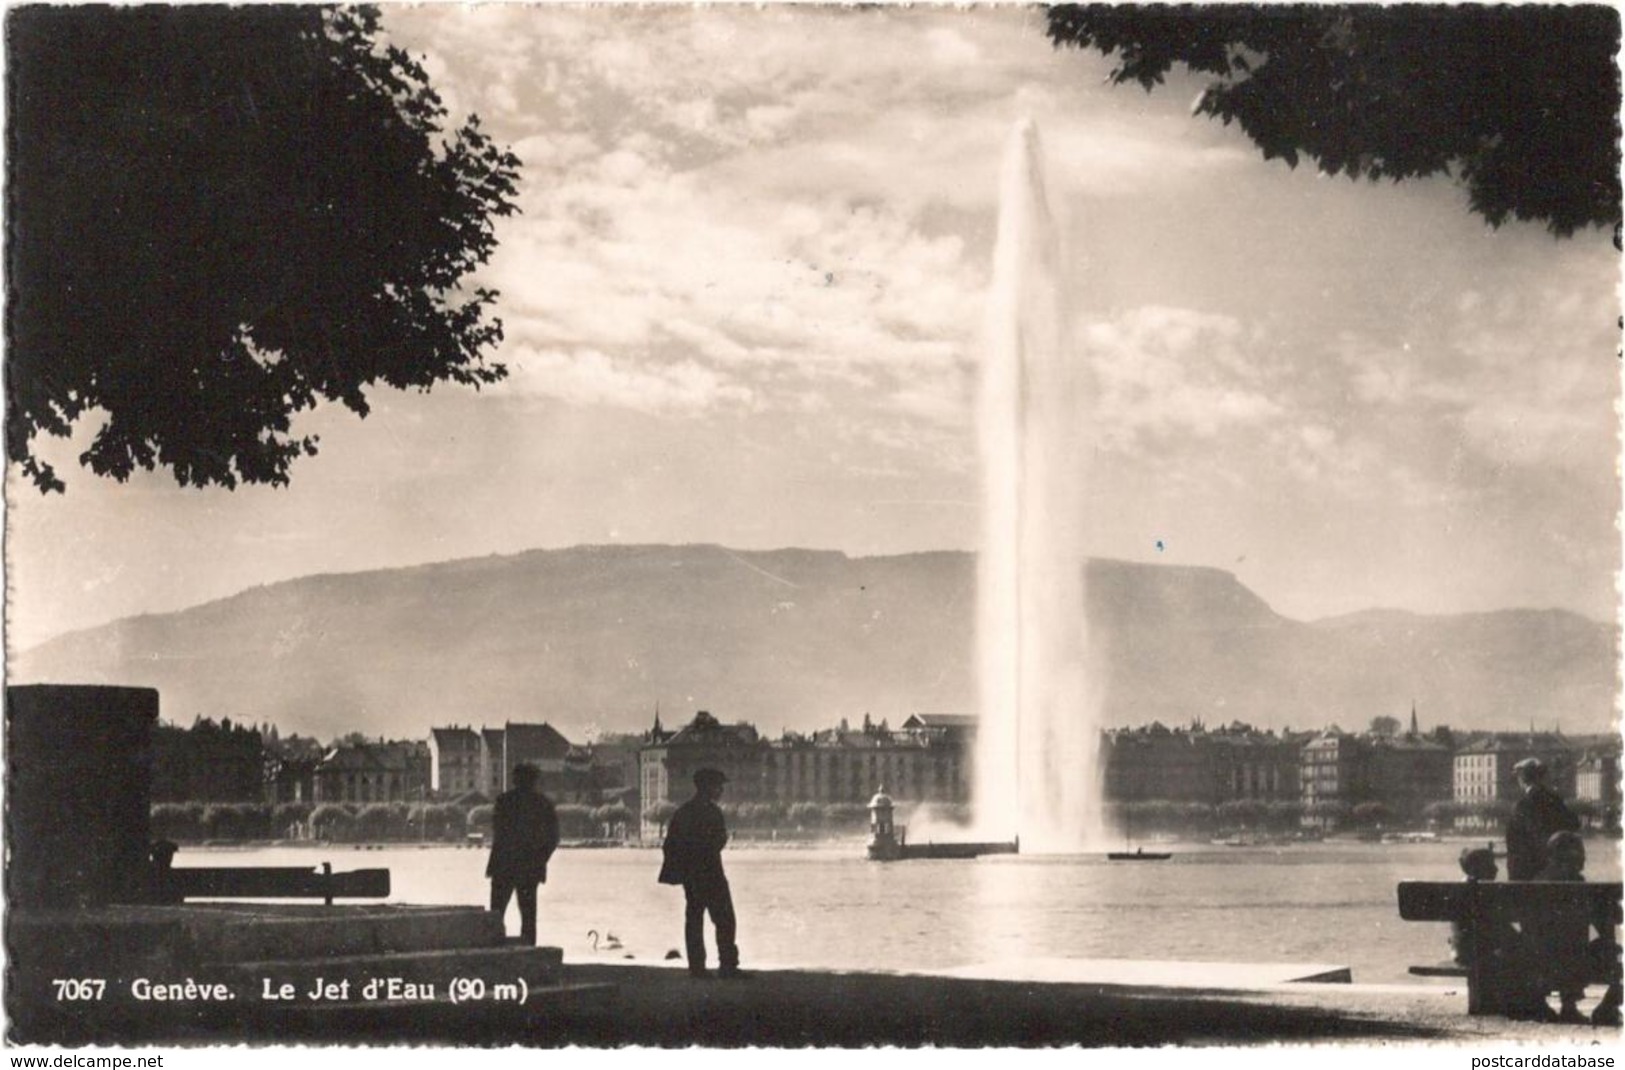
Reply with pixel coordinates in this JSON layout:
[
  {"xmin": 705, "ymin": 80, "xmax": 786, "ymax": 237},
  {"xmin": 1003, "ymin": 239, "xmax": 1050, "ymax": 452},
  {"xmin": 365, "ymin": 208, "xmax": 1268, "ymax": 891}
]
[
  {"xmin": 6, "ymin": 5, "xmax": 522, "ymax": 492},
  {"xmin": 1047, "ymin": 4, "xmax": 1621, "ymax": 243}
]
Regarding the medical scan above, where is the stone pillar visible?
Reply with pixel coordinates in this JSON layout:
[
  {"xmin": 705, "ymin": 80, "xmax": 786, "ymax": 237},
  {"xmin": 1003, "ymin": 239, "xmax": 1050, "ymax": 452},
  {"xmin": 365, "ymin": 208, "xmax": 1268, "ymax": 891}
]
[{"xmin": 6, "ymin": 684, "xmax": 159, "ymax": 908}]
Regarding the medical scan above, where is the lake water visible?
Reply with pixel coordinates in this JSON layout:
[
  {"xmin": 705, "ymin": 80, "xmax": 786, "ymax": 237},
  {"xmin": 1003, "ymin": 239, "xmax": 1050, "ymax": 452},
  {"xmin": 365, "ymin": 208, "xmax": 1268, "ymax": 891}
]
[{"xmin": 188, "ymin": 840, "xmax": 1620, "ymax": 984}]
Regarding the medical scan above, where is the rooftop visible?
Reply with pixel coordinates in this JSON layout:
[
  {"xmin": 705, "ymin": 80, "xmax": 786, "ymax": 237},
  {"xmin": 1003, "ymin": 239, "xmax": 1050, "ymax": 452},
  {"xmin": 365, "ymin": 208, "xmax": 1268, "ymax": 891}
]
[
  {"xmin": 504, "ymin": 722, "xmax": 575, "ymax": 760},
  {"xmin": 901, "ymin": 713, "xmax": 976, "ymax": 730}
]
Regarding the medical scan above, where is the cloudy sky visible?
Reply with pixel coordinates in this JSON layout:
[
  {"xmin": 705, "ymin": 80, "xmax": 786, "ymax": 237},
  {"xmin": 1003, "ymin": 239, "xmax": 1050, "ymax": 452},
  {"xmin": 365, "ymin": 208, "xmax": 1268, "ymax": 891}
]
[{"xmin": 7, "ymin": 5, "xmax": 1620, "ymax": 651}]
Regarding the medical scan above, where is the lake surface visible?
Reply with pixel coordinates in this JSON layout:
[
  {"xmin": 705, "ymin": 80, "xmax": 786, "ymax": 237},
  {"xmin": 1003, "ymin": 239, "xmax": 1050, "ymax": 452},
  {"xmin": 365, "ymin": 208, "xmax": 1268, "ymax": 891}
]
[{"xmin": 188, "ymin": 840, "xmax": 1620, "ymax": 984}]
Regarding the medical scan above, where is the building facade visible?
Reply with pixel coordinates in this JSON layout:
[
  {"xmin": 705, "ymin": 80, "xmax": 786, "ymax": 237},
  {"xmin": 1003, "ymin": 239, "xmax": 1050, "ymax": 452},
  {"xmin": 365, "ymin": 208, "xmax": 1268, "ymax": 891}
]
[
  {"xmin": 426, "ymin": 721, "xmax": 597, "ymax": 799},
  {"xmin": 639, "ymin": 711, "xmax": 767, "ymax": 835},
  {"xmin": 427, "ymin": 726, "xmax": 482, "ymax": 797},
  {"xmin": 151, "ymin": 718, "xmax": 266, "ymax": 803},
  {"xmin": 314, "ymin": 740, "xmax": 431, "ymax": 803},
  {"xmin": 1103, "ymin": 724, "xmax": 1209, "ymax": 803},
  {"xmin": 637, "ymin": 710, "xmax": 977, "ymax": 838},
  {"xmin": 263, "ymin": 735, "xmax": 323, "ymax": 803},
  {"xmin": 1453, "ymin": 733, "xmax": 1577, "ymax": 805},
  {"xmin": 1103, "ymin": 722, "xmax": 1302, "ymax": 805},
  {"xmin": 1451, "ymin": 732, "xmax": 1577, "ymax": 830},
  {"xmin": 585, "ymin": 734, "xmax": 645, "ymax": 815},
  {"xmin": 480, "ymin": 727, "xmax": 506, "ymax": 796},
  {"xmin": 1299, "ymin": 729, "xmax": 1364, "ymax": 825},
  {"xmin": 765, "ymin": 714, "xmax": 973, "ymax": 806},
  {"xmin": 1573, "ymin": 743, "xmax": 1619, "ymax": 830},
  {"xmin": 1298, "ymin": 727, "xmax": 1452, "ymax": 826},
  {"xmin": 1363, "ymin": 735, "xmax": 1453, "ymax": 821},
  {"xmin": 501, "ymin": 721, "xmax": 577, "ymax": 796},
  {"xmin": 1206, "ymin": 726, "xmax": 1303, "ymax": 803}
]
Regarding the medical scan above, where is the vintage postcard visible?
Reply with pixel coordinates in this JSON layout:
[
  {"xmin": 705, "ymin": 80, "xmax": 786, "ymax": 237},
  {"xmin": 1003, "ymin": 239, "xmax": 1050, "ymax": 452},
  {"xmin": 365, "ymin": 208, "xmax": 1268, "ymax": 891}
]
[{"xmin": 4, "ymin": 2, "xmax": 1621, "ymax": 1059}]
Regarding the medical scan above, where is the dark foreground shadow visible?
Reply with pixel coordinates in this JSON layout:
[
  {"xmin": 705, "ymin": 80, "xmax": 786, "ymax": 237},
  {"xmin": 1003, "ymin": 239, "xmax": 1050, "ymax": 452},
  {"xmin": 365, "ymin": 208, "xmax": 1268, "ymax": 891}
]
[{"xmin": 11, "ymin": 964, "xmax": 1449, "ymax": 1048}]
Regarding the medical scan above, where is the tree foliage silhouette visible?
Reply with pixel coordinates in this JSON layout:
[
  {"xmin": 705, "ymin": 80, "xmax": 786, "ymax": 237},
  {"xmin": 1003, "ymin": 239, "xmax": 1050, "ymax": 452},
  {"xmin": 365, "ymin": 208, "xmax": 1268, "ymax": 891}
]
[
  {"xmin": 1047, "ymin": 5, "xmax": 1621, "ymax": 243},
  {"xmin": 1368, "ymin": 715, "xmax": 1401, "ymax": 738},
  {"xmin": 7, "ymin": 5, "xmax": 521, "ymax": 493}
]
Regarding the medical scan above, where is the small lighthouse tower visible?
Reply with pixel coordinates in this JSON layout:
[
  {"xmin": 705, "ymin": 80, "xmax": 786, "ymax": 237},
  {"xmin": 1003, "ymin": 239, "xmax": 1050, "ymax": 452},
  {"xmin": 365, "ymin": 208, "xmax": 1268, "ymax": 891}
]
[{"xmin": 866, "ymin": 786, "xmax": 901, "ymax": 861}]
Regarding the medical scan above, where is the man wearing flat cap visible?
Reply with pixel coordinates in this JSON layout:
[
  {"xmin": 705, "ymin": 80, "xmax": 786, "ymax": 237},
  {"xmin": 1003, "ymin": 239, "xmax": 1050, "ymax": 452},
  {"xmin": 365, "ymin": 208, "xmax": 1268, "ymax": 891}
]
[
  {"xmin": 659, "ymin": 767, "xmax": 745, "ymax": 978},
  {"xmin": 1506, "ymin": 757, "xmax": 1580, "ymax": 881},
  {"xmin": 487, "ymin": 762, "xmax": 560, "ymax": 944}
]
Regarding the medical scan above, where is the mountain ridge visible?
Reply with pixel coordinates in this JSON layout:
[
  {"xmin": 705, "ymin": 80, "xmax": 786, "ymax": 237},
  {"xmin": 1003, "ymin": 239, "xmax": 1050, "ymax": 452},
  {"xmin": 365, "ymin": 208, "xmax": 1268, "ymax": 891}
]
[{"xmin": 11, "ymin": 544, "xmax": 1618, "ymax": 740}]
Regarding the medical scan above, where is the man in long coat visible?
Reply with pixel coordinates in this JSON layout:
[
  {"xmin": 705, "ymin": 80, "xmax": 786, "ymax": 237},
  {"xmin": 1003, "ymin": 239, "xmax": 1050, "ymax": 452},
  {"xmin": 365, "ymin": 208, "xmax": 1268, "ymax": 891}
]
[
  {"xmin": 487, "ymin": 762, "xmax": 560, "ymax": 944},
  {"xmin": 1505, "ymin": 757, "xmax": 1580, "ymax": 881},
  {"xmin": 658, "ymin": 767, "xmax": 744, "ymax": 978}
]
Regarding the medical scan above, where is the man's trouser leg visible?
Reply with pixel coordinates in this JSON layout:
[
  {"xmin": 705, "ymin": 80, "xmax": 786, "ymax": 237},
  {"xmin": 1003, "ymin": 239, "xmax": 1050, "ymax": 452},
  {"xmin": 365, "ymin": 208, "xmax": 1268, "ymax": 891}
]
[
  {"xmin": 490, "ymin": 877, "xmax": 515, "ymax": 931},
  {"xmin": 683, "ymin": 883, "xmax": 709, "ymax": 973},
  {"xmin": 515, "ymin": 881, "xmax": 539, "ymax": 944},
  {"xmin": 708, "ymin": 878, "xmax": 739, "ymax": 971}
]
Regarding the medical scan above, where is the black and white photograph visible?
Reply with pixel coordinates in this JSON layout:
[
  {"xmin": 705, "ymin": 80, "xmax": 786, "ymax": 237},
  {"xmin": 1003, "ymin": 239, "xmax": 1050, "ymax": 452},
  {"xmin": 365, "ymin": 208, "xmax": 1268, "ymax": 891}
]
[{"xmin": 4, "ymin": 1, "xmax": 1622, "ymax": 1058}]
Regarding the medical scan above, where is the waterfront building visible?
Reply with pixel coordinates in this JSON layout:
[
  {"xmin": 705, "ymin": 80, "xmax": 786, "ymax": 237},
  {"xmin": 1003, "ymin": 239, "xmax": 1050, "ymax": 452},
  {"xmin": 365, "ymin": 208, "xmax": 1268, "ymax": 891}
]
[
  {"xmin": 1103, "ymin": 723, "xmax": 1210, "ymax": 803},
  {"xmin": 1297, "ymin": 725, "xmax": 1452, "ymax": 827},
  {"xmin": 263, "ymin": 734, "xmax": 323, "ymax": 803},
  {"xmin": 1576, "ymin": 746, "xmax": 1620, "ymax": 803},
  {"xmin": 479, "ymin": 726, "xmax": 506, "ymax": 795},
  {"xmin": 638, "ymin": 710, "xmax": 767, "ymax": 836},
  {"xmin": 1363, "ymin": 733, "xmax": 1453, "ymax": 821},
  {"xmin": 635, "ymin": 709, "xmax": 976, "ymax": 838},
  {"xmin": 427, "ymin": 725, "xmax": 481, "ymax": 797},
  {"xmin": 1102, "ymin": 721, "xmax": 1302, "ymax": 805},
  {"xmin": 1451, "ymin": 731, "xmax": 1577, "ymax": 830},
  {"xmin": 313, "ymin": 739, "xmax": 431, "ymax": 803},
  {"xmin": 898, "ymin": 713, "xmax": 977, "ymax": 748},
  {"xmin": 150, "ymin": 717, "xmax": 265, "ymax": 803},
  {"xmin": 426, "ymin": 721, "xmax": 595, "ymax": 799},
  {"xmin": 1299, "ymin": 728, "xmax": 1364, "ymax": 827},
  {"xmin": 584, "ymin": 733, "xmax": 645, "ymax": 815},
  {"xmin": 502, "ymin": 721, "xmax": 575, "ymax": 781},
  {"xmin": 1452, "ymin": 732, "xmax": 1577, "ymax": 804},
  {"xmin": 766, "ymin": 713, "xmax": 972, "ymax": 806},
  {"xmin": 1200, "ymin": 723, "xmax": 1304, "ymax": 803},
  {"xmin": 1573, "ymin": 744, "xmax": 1620, "ymax": 830}
]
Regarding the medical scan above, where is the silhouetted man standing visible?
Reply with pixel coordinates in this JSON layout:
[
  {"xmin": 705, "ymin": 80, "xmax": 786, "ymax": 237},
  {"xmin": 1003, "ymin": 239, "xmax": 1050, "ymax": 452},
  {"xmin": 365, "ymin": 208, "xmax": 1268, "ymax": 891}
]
[
  {"xmin": 487, "ymin": 762, "xmax": 560, "ymax": 944},
  {"xmin": 1505, "ymin": 757, "xmax": 1579, "ymax": 881},
  {"xmin": 659, "ymin": 767, "xmax": 745, "ymax": 979}
]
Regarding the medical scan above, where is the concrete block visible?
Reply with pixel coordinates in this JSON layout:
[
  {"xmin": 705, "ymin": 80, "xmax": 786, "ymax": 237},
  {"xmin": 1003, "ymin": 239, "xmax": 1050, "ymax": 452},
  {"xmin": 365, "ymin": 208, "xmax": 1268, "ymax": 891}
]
[
  {"xmin": 6, "ymin": 685, "xmax": 159, "ymax": 908},
  {"xmin": 199, "ymin": 906, "xmax": 505, "ymax": 961}
]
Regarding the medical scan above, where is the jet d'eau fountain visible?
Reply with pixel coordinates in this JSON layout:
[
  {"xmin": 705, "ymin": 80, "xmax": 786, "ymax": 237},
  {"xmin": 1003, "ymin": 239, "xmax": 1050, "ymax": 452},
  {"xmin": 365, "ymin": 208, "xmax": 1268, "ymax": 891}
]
[{"xmin": 973, "ymin": 118, "xmax": 1104, "ymax": 853}]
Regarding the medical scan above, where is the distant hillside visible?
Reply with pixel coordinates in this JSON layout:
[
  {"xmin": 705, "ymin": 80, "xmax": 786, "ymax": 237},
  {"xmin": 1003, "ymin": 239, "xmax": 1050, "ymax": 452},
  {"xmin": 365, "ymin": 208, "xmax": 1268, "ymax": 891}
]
[{"xmin": 11, "ymin": 545, "xmax": 1618, "ymax": 740}]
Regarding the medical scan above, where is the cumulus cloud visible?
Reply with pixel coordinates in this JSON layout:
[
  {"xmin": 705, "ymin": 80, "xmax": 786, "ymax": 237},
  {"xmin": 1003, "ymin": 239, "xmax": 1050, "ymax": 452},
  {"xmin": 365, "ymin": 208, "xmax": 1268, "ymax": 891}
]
[
  {"xmin": 501, "ymin": 347, "xmax": 754, "ymax": 414},
  {"xmin": 1083, "ymin": 306, "xmax": 1284, "ymax": 449},
  {"xmin": 481, "ymin": 131, "xmax": 980, "ymax": 423},
  {"xmin": 1445, "ymin": 290, "xmax": 1616, "ymax": 470},
  {"xmin": 1335, "ymin": 278, "xmax": 1617, "ymax": 473},
  {"xmin": 386, "ymin": 2, "xmax": 1253, "ymax": 440}
]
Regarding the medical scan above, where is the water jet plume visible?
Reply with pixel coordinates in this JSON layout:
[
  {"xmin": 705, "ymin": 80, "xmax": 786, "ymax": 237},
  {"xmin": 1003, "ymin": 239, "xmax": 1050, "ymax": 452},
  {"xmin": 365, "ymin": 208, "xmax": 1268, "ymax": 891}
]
[{"xmin": 974, "ymin": 117, "xmax": 1103, "ymax": 854}]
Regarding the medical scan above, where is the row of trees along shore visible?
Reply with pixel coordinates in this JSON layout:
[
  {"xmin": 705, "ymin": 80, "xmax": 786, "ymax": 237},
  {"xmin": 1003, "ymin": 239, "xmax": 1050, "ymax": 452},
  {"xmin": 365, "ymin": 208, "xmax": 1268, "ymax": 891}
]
[
  {"xmin": 150, "ymin": 799, "xmax": 966, "ymax": 844},
  {"xmin": 1106, "ymin": 799, "xmax": 1608, "ymax": 834},
  {"xmin": 150, "ymin": 796, "xmax": 1607, "ymax": 845},
  {"xmin": 150, "ymin": 800, "xmax": 637, "ymax": 844},
  {"xmin": 639, "ymin": 801, "xmax": 977, "ymax": 839}
]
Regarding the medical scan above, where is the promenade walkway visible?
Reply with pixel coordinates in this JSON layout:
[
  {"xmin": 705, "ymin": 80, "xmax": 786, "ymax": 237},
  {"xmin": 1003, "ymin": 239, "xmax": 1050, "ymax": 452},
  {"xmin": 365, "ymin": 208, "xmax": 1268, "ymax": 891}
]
[
  {"xmin": 25, "ymin": 961, "xmax": 1617, "ymax": 1047},
  {"xmin": 9, "ymin": 904, "xmax": 1618, "ymax": 1047}
]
